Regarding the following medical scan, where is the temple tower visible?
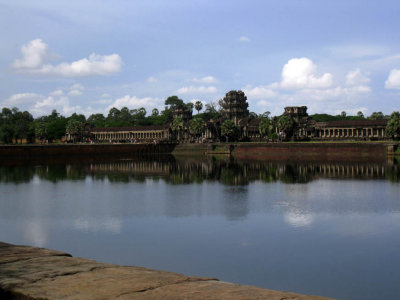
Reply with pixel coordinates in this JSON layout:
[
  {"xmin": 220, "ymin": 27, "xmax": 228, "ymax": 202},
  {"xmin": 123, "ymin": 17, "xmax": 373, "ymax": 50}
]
[{"xmin": 220, "ymin": 90, "xmax": 249, "ymax": 125}]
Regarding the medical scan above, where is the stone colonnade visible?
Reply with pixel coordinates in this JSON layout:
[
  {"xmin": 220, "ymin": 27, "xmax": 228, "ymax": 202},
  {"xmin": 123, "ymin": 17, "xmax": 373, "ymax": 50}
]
[
  {"xmin": 92, "ymin": 129, "xmax": 170, "ymax": 142},
  {"xmin": 317, "ymin": 127, "xmax": 386, "ymax": 139}
]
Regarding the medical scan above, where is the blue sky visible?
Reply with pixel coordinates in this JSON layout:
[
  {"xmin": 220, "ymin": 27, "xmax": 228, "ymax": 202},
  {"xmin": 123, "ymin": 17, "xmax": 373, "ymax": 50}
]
[{"xmin": 1, "ymin": 0, "xmax": 399, "ymax": 117}]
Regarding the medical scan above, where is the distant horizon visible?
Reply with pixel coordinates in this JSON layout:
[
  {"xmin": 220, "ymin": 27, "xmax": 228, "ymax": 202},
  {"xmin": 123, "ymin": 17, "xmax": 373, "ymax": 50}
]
[{"xmin": 1, "ymin": 1, "xmax": 399, "ymax": 118}]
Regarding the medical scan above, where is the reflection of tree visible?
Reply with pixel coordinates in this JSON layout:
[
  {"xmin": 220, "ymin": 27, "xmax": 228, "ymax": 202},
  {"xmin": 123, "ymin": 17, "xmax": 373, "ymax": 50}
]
[
  {"xmin": 386, "ymin": 163, "xmax": 400, "ymax": 182},
  {"xmin": 219, "ymin": 164, "xmax": 249, "ymax": 186},
  {"xmin": 0, "ymin": 156, "xmax": 399, "ymax": 184},
  {"xmin": 35, "ymin": 165, "xmax": 68, "ymax": 182},
  {"xmin": 0, "ymin": 166, "xmax": 35, "ymax": 183}
]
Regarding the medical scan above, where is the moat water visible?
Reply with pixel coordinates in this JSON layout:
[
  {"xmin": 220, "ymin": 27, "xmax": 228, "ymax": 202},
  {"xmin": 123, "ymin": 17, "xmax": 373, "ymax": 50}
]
[{"xmin": 1, "ymin": 155, "xmax": 400, "ymax": 300}]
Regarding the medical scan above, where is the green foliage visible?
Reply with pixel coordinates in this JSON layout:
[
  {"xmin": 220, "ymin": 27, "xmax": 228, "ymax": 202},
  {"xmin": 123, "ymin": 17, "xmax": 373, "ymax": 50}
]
[
  {"xmin": 189, "ymin": 117, "xmax": 206, "ymax": 138},
  {"xmin": 171, "ymin": 116, "xmax": 184, "ymax": 132},
  {"xmin": 261, "ymin": 111, "xmax": 271, "ymax": 118},
  {"xmin": 87, "ymin": 113, "xmax": 106, "ymax": 127},
  {"xmin": 66, "ymin": 119, "xmax": 84, "ymax": 141},
  {"xmin": 165, "ymin": 96, "xmax": 184, "ymax": 109},
  {"xmin": 33, "ymin": 110, "xmax": 68, "ymax": 142},
  {"xmin": 259, "ymin": 118, "xmax": 271, "ymax": 137},
  {"xmin": 152, "ymin": 108, "xmax": 159, "ymax": 116},
  {"xmin": 186, "ymin": 102, "xmax": 194, "ymax": 113},
  {"xmin": 202, "ymin": 102, "xmax": 221, "ymax": 121},
  {"xmin": 69, "ymin": 113, "xmax": 86, "ymax": 123},
  {"xmin": 368, "ymin": 111, "xmax": 385, "ymax": 120},
  {"xmin": 194, "ymin": 101, "xmax": 203, "ymax": 114},
  {"xmin": 386, "ymin": 111, "xmax": 400, "ymax": 138},
  {"xmin": 0, "ymin": 107, "xmax": 34, "ymax": 143},
  {"xmin": 34, "ymin": 122, "xmax": 47, "ymax": 141},
  {"xmin": 221, "ymin": 119, "xmax": 239, "ymax": 142},
  {"xmin": 310, "ymin": 113, "xmax": 365, "ymax": 122},
  {"xmin": 277, "ymin": 115, "xmax": 293, "ymax": 133}
]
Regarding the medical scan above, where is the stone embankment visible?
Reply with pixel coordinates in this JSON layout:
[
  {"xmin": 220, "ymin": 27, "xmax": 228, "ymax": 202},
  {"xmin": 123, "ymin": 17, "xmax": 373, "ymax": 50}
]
[
  {"xmin": 0, "ymin": 242, "xmax": 332, "ymax": 300},
  {"xmin": 0, "ymin": 143, "xmax": 177, "ymax": 158}
]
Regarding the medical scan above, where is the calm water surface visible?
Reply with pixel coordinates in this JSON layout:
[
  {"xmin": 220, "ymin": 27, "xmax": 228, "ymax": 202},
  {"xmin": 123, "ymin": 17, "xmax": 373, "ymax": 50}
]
[{"xmin": 1, "ymin": 156, "xmax": 400, "ymax": 300}]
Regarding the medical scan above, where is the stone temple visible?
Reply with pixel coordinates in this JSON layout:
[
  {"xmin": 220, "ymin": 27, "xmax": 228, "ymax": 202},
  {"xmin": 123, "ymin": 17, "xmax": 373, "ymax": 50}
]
[{"xmin": 68, "ymin": 90, "xmax": 390, "ymax": 143}]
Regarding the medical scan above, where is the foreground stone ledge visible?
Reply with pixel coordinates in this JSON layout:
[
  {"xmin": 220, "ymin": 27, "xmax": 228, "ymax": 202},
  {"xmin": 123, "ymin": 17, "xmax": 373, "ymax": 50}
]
[{"xmin": 0, "ymin": 242, "xmax": 332, "ymax": 300}]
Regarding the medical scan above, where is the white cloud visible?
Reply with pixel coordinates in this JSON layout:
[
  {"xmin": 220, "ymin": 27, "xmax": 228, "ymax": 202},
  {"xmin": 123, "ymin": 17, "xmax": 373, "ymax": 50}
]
[
  {"xmin": 242, "ymin": 58, "xmax": 372, "ymax": 115},
  {"xmin": 68, "ymin": 83, "xmax": 85, "ymax": 96},
  {"xmin": 346, "ymin": 69, "xmax": 370, "ymax": 86},
  {"xmin": 107, "ymin": 95, "xmax": 158, "ymax": 112},
  {"xmin": 176, "ymin": 86, "xmax": 217, "ymax": 94},
  {"xmin": 38, "ymin": 53, "xmax": 122, "ymax": 77},
  {"xmin": 190, "ymin": 76, "xmax": 217, "ymax": 84},
  {"xmin": 13, "ymin": 39, "xmax": 122, "ymax": 77},
  {"xmin": 70, "ymin": 83, "xmax": 84, "ymax": 90},
  {"xmin": 3, "ymin": 93, "xmax": 40, "ymax": 106},
  {"xmin": 385, "ymin": 69, "xmax": 400, "ymax": 89},
  {"xmin": 238, "ymin": 36, "xmax": 251, "ymax": 43},
  {"xmin": 147, "ymin": 76, "xmax": 157, "ymax": 83},
  {"xmin": 96, "ymin": 99, "xmax": 113, "ymax": 104},
  {"xmin": 50, "ymin": 89, "xmax": 64, "ymax": 97},
  {"xmin": 243, "ymin": 85, "xmax": 277, "ymax": 99},
  {"xmin": 68, "ymin": 90, "xmax": 83, "ymax": 96},
  {"xmin": 13, "ymin": 39, "xmax": 48, "ymax": 69},
  {"xmin": 190, "ymin": 99, "xmax": 207, "ymax": 106},
  {"xmin": 279, "ymin": 58, "xmax": 333, "ymax": 89},
  {"xmin": 2, "ymin": 91, "xmax": 89, "ymax": 117}
]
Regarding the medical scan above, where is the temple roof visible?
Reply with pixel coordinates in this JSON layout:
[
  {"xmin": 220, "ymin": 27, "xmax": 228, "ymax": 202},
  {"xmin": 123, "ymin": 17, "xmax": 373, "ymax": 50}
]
[
  {"xmin": 315, "ymin": 119, "xmax": 388, "ymax": 127},
  {"xmin": 91, "ymin": 125, "xmax": 170, "ymax": 132}
]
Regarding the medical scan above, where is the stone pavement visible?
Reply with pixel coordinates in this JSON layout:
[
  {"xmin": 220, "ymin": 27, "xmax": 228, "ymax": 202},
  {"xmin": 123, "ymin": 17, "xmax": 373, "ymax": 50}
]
[{"xmin": 0, "ymin": 242, "xmax": 332, "ymax": 300}]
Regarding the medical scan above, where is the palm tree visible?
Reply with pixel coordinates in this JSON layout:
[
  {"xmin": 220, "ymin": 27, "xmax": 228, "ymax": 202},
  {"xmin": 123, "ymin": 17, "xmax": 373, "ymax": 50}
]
[
  {"xmin": 171, "ymin": 117, "xmax": 184, "ymax": 141},
  {"xmin": 66, "ymin": 120, "xmax": 84, "ymax": 143},
  {"xmin": 221, "ymin": 120, "xmax": 238, "ymax": 142},
  {"xmin": 189, "ymin": 117, "xmax": 206, "ymax": 142},
  {"xmin": 194, "ymin": 101, "xmax": 203, "ymax": 114},
  {"xmin": 277, "ymin": 115, "xmax": 293, "ymax": 140},
  {"xmin": 152, "ymin": 108, "xmax": 159, "ymax": 117}
]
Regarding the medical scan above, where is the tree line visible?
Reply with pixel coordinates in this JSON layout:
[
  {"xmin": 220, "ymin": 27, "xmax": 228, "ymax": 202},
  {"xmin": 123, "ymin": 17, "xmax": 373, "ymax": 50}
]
[{"xmin": 0, "ymin": 95, "xmax": 399, "ymax": 144}]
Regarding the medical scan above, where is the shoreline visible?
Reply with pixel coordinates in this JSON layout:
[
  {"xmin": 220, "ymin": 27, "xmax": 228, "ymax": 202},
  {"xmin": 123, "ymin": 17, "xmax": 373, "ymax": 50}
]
[
  {"xmin": 0, "ymin": 142, "xmax": 398, "ymax": 160},
  {"xmin": 0, "ymin": 242, "xmax": 331, "ymax": 299}
]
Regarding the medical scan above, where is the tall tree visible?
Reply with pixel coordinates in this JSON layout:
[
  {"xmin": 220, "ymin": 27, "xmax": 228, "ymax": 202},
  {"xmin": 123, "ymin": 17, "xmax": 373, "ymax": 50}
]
[
  {"xmin": 368, "ymin": 112, "xmax": 385, "ymax": 120},
  {"xmin": 0, "ymin": 107, "xmax": 34, "ymax": 143},
  {"xmin": 165, "ymin": 96, "xmax": 184, "ymax": 109},
  {"xmin": 66, "ymin": 119, "xmax": 84, "ymax": 142},
  {"xmin": 259, "ymin": 118, "xmax": 272, "ymax": 138},
  {"xmin": 221, "ymin": 120, "xmax": 239, "ymax": 142},
  {"xmin": 277, "ymin": 115, "xmax": 293, "ymax": 138},
  {"xmin": 189, "ymin": 117, "xmax": 206, "ymax": 141},
  {"xmin": 386, "ymin": 111, "xmax": 400, "ymax": 138},
  {"xmin": 152, "ymin": 108, "xmax": 159, "ymax": 117},
  {"xmin": 87, "ymin": 113, "xmax": 106, "ymax": 127},
  {"xmin": 171, "ymin": 117, "xmax": 184, "ymax": 140},
  {"xmin": 194, "ymin": 101, "xmax": 203, "ymax": 114}
]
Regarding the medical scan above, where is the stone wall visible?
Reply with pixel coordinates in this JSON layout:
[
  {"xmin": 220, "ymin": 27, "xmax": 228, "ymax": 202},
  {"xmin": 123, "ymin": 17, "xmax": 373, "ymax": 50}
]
[
  {"xmin": 232, "ymin": 142, "xmax": 391, "ymax": 161},
  {"xmin": 0, "ymin": 143, "xmax": 177, "ymax": 158}
]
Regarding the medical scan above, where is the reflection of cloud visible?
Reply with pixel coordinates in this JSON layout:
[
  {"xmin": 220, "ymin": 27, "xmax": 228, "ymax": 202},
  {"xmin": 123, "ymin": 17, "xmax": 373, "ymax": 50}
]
[
  {"xmin": 284, "ymin": 212, "xmax": 314, "ymax": 228},
  {"xmin": 74, "ymin": 218, "xmax": 122, "ymax": 234},
  {"xmin": 24, "ymin": 220, "xmax": 47, "ymax": 247}
]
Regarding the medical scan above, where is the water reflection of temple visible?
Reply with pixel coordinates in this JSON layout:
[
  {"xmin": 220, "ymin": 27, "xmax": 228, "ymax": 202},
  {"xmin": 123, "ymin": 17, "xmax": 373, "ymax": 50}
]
[
  {"xmin": 73, "ymin": 159, "xmax": 400, "ymax": 184},
  {"xmin": 0, "ymin": 157, "xmax": 399, "ymax": 184}
]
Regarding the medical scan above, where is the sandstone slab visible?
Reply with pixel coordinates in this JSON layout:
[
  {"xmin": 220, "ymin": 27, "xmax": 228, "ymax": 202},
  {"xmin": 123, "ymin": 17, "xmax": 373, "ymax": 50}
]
[{"xmin": 0, "ymin": 242, "xmax": 333, "ymax": 300}]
